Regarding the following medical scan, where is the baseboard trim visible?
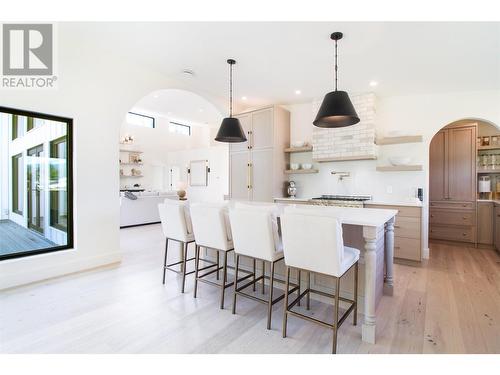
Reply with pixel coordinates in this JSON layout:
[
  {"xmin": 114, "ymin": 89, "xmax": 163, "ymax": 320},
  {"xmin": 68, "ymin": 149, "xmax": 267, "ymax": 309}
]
[{"xmin": 423, "ymin": 247, "xmax": 430, "ymax": 259}]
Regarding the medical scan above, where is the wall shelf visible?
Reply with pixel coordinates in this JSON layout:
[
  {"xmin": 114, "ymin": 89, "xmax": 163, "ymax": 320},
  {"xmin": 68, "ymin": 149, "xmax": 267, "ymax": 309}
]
[
  {"xmin": 314, "ymin": 155, "xmax": 377, "ymax": 162},
  {"xmin": 376, "ymin": 135, "xmax": 423, "ymax": 145},
  {"xmin": 119, "ymin": 149, "xmax": 143, "ymax": 153},
  {"xmin": 120, "ymin": 162, "xmax": 144, "ymax": 166},
  {"xmin": 478, "ymin": 145, "xmax": 500, "ymax": 151},
  {"xmin": 477, "ymin": 169, "xmax": 500, "ymax": 174},
  {"xmin": 376, "ymin": 165, "xmax": 423, "ymax": 172},
  {"xmin": 120, "ymin": 175, "xmax": 143, "ymax": 178},
  {"xmin": 284, "ymin": 169, "xmax": 318, "ymax": 174},
  {"xmin": 284, "ymin": 146, "xmax": 313, "ymax": 153}
]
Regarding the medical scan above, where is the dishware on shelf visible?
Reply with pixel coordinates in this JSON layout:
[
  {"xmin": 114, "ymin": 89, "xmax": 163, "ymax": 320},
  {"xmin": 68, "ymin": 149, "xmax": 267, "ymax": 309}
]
[
  {"xmin": 301, "ymin": 163, "xmax": 313, "ymax": 169},
  {"xmin": 290, "ymin": 163, "xmax": 300, "ymax": 170},
  {"xmin": 389, "ymin": 157, "xmax": 412, "ymax": 166},
  {"xmin": 287, "ymin": 181, "xmax": 297, "ymax": 198},
  {"xmin": 291, "ymin": 141, "xmax": 306, "ymax": 148}
]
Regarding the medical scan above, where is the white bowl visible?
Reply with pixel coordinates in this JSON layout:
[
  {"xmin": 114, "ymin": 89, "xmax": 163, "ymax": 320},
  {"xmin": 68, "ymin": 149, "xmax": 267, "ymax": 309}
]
[
  {"xmin": 290, "ymin": 163, "xmax": 300, "ymax": 170},
  {"xmin": 291, "ymin": 141, "xmax": 305, "ymax": 148},
  {"xmin": 301, "ymin": 163, "xmax": 313, "ymax": 169},
  {"xmin": 389, "ymin": 157, "xmax": 412, "ymax": 166}
]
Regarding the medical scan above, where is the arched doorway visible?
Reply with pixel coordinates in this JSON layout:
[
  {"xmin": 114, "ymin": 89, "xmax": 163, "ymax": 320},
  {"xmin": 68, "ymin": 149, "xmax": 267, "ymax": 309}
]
[{"xmin": 428, "ymin": 118, "xmax": 500, "ymax": 251}]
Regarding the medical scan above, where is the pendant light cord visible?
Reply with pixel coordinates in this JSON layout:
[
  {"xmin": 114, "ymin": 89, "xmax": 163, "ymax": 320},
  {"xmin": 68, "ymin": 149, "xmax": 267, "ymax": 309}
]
[
  {"xmin": 334, "ymin": 39, "xmax": 338, "ymax": 92},
  {"xmin": 229, "ymin": 63, "xmax": 233, "ymax": 117}
]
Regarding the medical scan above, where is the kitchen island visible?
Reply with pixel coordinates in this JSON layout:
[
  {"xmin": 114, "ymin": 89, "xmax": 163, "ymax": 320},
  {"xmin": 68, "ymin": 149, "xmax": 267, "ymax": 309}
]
[{"xmin": 274, "ymin": 199, "xmax": 397, "ymax": 344}]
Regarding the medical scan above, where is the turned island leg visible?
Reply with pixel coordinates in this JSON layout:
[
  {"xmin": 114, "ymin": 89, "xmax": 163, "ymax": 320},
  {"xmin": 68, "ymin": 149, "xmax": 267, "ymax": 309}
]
[
  {"xmin": 362, "ymin": 226, "xmax": 377, "ymax": 344},
  {"xmin": 384, "ymin": 217, "xmax": 395, "ymax": 296}
]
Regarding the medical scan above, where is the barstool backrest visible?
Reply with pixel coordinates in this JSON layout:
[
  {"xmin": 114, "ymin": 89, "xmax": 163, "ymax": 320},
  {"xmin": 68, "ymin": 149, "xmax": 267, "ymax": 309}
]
[
  {"xmin": 281, "ymin": 206, "xmax": 345, "ymax": 277},
  {"xmin": 158, "ymin": 199, "xmax": 193, "ymax": 242},
  {"xmin": 190, "ymin": 202, "xmax": 233, "ymax": 251},
  {"xmin": 229, "ymin": 203, "xmax": 281, "ymax": 261}
]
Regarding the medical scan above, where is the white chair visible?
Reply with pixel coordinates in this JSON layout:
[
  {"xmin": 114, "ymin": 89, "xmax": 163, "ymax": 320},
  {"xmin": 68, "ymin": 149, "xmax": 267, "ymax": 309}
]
[
  {"xmin": 229, "ymin": 203, "xmax": 299, "ymax": 330},
  {"xmin": 280, "ymin": 206, "xmax": 359, "ymax": 354},
  {"xmin": 190, "ymin": 202, "xmax": 248, "ymax": 309},
  {"xmin": 158, "ymin": 200, "xmax": 196, "ymax": 293}
]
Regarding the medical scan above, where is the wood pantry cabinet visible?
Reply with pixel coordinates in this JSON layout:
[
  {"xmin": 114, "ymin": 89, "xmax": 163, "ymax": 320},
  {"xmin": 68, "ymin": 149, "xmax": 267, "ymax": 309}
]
[
  {"xmin": 495, "ymin": 204, "xmax": 500, "ymax": 252},
  {"xmin": 429, "ymin": 123, "xmax": 477, "ymax": 243},
  {"xmin": 229, "ymin": 106, "xmax": 290, "ymax": 202},
  {"xmin": 477, "ymin": 201, "xmax": 494, "ymax": 245}
]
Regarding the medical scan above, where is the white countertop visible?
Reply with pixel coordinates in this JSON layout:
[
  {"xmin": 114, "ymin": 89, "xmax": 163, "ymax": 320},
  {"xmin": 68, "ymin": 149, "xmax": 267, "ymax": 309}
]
[
  {"xmin": 477, "ymin": 199, "xmax": 500, "ymax": 205},
  {"xmin": 274, "ymin": 197, "xmax": 423, "ymax": 207},
  {"xmin": 286, "ymin": 205, "xmax": 398, "ymax": 227}
]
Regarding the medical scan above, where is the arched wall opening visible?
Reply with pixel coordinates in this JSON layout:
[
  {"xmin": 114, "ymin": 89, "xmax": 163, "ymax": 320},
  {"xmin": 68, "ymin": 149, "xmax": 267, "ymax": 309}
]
[{"xmin": 427, "ymin": 118, "xmax": 500, "ymax": 252}]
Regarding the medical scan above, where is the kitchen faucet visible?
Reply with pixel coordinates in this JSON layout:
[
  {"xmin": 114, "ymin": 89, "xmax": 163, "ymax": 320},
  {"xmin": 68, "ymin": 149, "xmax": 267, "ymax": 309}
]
[{"xmin": 331, "ymin": 171, "xmax": 350, "ymax": 181}]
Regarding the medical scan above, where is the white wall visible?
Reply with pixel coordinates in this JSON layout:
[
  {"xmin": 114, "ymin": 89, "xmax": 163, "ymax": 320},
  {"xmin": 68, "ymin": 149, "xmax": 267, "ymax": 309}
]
[
  {"xmin": 286, "ymin": 89, "xmax": 500, "ymax": 252},
  {"xmin": 0, "ymin": 24, "xmax": 195, "ymax": 290}
]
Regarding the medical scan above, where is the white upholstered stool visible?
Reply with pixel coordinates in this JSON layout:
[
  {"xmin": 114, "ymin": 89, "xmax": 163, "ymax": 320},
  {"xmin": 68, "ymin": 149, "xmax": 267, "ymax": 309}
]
[
  {"xmin": 158, "ymin": 200, "xmax": 200, "ymax": 293},
  {"xmin": 190, "ymin": 202, "xmax": 245, "ymax": 309},
  {"xmin": 280, "ymin": 206, "xmax": 360, "ymax": 354},
  {"xmin": 229, "ymin": 203, "xmax": 299, "ymax": 330}
]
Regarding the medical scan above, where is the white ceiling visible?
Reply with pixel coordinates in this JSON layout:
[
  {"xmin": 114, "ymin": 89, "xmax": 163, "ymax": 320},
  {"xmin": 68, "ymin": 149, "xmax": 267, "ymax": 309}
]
[
  {"xmin": 67, "ymin": 22, "xmax": 500, "ymax": 110},
  {"xmin": 132, "ymin": 89, "xmax": 222, "ymax": 127}
]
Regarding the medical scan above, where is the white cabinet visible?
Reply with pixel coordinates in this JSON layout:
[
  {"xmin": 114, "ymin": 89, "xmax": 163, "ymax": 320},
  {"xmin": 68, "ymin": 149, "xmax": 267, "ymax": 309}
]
[{"xmin": 229, "ymin": 106, "xmax": 290, "ymax": 202}]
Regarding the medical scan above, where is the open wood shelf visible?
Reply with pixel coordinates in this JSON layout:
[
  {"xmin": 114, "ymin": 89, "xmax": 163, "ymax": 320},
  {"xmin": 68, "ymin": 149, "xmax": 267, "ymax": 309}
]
[
  {"xmin": 284, "ymin": 146, "xmax": 313, "ymax": 153},
  {"xmin": 314, "ymin": 155, "xmax": 377, "ymax": 162},
  {"xmin": 376, "ymin": 135, "xmax": 423, "ymax": 145},
  {"xmin": 119, "ymin": 149, "xmax": 143, "ymax": 153},
  {"xmin": 120, "ymin": 163, "xmax": 143, "ymax": 166},
  {"xmin": 120, "ymin": 175, "xmax": 144, "ymax": 178},
  {"xmin": 284, "ymin": 169, "xmax": 318, "ymax": 174},
  {"xmin": 478, "ymin": 145, "xmax": 500, "ymax": 151},
  {"xmin": 477, "ymin": 169, "xmax": 500, "ymax": 174},
  {"xmin": 376, "ymin": 165, "xmax": 423, "ymax": 172}
]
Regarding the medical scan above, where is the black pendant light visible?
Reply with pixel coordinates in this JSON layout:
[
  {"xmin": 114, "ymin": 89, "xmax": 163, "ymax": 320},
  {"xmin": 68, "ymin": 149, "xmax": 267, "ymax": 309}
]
[
  {"xmin": 313, "ymin": 32, "xmax": 360, "ymax": 128},
  {"xmin": 215, "ymin": 59, "xmax": 247, "ymax": 143}
]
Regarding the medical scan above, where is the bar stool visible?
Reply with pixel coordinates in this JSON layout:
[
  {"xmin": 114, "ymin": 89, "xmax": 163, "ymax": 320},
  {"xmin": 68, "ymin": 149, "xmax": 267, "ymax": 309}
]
[
  {"xmin": 229, "ymin": 203, "xmax": 299, "ymax": 330},
  {"xmin": 158, "ymin": 199, "xmax": 198, "ymax": 293},
  {"xmin": 280, "ymin": 206, "xmax": 359, "ymax": 354},
  {"xmin": 190, "ymin": 202, "xmax": 249, "ymax": 309}
]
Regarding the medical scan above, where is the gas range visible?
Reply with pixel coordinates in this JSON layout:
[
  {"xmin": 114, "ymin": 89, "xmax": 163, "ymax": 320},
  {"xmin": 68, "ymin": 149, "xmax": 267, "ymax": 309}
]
[{"xmin": 309, "ymin": 194, "xmax": 372, "ymax": 208}]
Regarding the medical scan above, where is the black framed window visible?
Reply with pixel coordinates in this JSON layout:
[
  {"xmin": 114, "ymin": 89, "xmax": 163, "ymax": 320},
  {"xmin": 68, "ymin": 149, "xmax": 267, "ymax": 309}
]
[
  {"xmin": 0, "ymin": 106, "xmax": 73, "ymax": 261},
  {"xmin": 169, "ymin": 122, "xmax": 191, "ymax": 136},
  {"xmin": 12, "ymin": 115, "xmax": 18, "ymax": 140},
  {"xmin": 11, "ymin": 153, "xmax": 23, "ymax": 214},
  {"xmin": 126, "ymin": 112, "xmax": 155, "ymax": 128}
]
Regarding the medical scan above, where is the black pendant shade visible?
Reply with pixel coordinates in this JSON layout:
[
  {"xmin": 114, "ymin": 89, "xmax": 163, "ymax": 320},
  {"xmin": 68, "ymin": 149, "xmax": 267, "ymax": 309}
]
[
  {"xmin": 215, "ymin": 117, "xmax": 247, "ymax": 142},
  {"xmin": 313, "ymin": 90, "xmax": 360, "ymax": 128},
  {"xmin": 215, "ymin": 59, "xmax": 247, "ymax": 143},
  {"xmin": 314, "ymin": 32, "xmax": 359, "ymax": 128}
]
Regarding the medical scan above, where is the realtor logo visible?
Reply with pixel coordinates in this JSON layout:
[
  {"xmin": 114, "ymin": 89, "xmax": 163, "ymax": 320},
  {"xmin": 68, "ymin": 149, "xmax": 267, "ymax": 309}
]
[{"xmin": 1, "ymin": 23, "xmax": 57, "ymax": 88}]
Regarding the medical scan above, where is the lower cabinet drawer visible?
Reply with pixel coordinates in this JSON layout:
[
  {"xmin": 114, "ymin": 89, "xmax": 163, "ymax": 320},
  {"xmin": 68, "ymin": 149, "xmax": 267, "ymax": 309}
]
[
  {"xmin": 394, "ymin": 216, "xmax": 421, "ymax": 239},
  {"xmin": 429, "ymin": 224, "xmax": 475, "ymax": 243},
  {"xmin": 430, "ymin": 201, "xmax": 474, "ymax": 210},
  {"xmin": 430, "ymin": 209, "xmax": 475, "ymax": 226},
  {"xmin": 394, "ymin": 237, "xmax": 421, "ymax": 261}
]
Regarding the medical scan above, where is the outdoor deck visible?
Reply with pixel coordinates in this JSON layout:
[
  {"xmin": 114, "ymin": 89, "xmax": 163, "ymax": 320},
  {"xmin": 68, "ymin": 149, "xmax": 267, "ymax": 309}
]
[{"xmin": 0, "ymin": 220, "xmax": 56, "ymax": 257}]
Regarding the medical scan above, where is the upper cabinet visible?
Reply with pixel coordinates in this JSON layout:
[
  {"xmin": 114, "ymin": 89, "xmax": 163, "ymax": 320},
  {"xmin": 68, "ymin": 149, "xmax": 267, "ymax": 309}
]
[
  {"xmin": 429, "ymin": 124, "xmax": 476, "ymax": 202},
  {"xmin": 229, "ymin": 106, "xmax": 290, "ymax": 202}
]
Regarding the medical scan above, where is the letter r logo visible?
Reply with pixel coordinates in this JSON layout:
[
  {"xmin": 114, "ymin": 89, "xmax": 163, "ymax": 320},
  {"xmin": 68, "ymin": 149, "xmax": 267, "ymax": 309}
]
[{"xmin": 2, "ymin": 24, "xmax": 53, "ymax": 75}]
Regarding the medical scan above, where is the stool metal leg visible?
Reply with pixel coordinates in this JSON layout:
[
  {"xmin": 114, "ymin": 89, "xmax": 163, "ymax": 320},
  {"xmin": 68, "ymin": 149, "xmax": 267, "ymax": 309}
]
[
  {"xmin": 232, "ymin": 254, "xmax": 240, "ymax": 314},
  {"xmin": 216, "ymin": 250, "xmax": 220, "ymax": 280},
  {"xmin": 193, "ymin": 245, "xmax": 200, "ymax": 298},
  {"xmin": 297, "ymin": 269, "xmax": 301, "ymax": 307},
  {"xmin": 220, "ymin": 251, "xmax": 228, "ymax": 309},
  {"xmin": 181, "ymin": 242, "xmax": 189, "ymax": 293},
  {"xmin": 261, "ymin": 260, "xmax": 266, "ymax": 294},
  {"xmin": 282, "ymin": 266, "xmax": 291, "ymax": 338},
  {"xmin": 306, "ymin": 271, "xmax": 311, "ymax": 310},
  {"xmin": 162, "ymin": 238, "xmax": 169, "ymax": 284},
  {"xmin": 267, "ymin": 260, "xmax": 275, "ymax": 330},
  {"xmin": 252, "ymin": 258, "xmax": 256, "ymax": 292},
  {"xmin": 332, "ymin": 276, "xmax": 341, "ymax": 354},
  {"xmin": 353, "ymin": 261, "xmax": 358, "ymax": 326}
]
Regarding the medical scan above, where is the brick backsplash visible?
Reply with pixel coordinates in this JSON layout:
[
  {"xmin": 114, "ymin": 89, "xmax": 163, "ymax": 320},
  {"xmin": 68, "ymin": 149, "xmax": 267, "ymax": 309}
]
[{"xmin": 312, "ymin": 93, "xmax": 377, "ymax": 161}]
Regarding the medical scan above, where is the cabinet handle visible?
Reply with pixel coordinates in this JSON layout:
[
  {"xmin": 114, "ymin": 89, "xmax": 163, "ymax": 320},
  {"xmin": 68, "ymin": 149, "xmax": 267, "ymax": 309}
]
[
  {"xmin": 395, "ymin": 246, "xmax": 401, "ymax": 249},
  {"xmin": 394, "ymin": 225, "xmax": 400, "ymax": 229},
  {"xmin": 462, "ymin": 233, "xmax": 467, "ymax": 236},
  {"xmin": 463, "ymin": 217, "xmax": 467, "ymax": 220},
  {"xmin": 248, "ymin": 162, "xmax": 253, "ymax": 190},
  {"xmin": 431, "ymin": 215, "xmax": 434, "ymax": 217}
]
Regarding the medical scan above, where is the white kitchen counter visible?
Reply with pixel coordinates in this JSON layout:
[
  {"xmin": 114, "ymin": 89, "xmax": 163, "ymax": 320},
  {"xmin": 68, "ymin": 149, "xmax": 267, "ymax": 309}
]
[{"xmin": 365, "ymin": 199, "xmax": 423, "ymax": 207}]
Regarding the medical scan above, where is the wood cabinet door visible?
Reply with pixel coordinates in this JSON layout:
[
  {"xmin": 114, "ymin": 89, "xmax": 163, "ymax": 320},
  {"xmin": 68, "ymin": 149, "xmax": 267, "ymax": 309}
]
[
  {"xmin": 429, "ymin": 130, "xmax": 448, "ymax": 201},
  {"xmin": 495, "ymin": 207, "xmax": 500, "ymax": 250},
  {"xmin": 230, "ymin": 151, "xmax": 250, "ymax": 200},
  {"xmin": 448, "ymin": 126, "xmax": 476, "ymax": 201},
  {"xmin": 250, "ymin": 149, "xmax": 274, "ymax": 202},
  {"xmin": 477, "ymin": 202, "xmax": 494, "ymax": 245},
  {"xmin": 250, "ymin": 108, "xmax": 274, "ymax": 150},
  {"xmin": 229, "ymin": 114, "xmax": 252, "ymax": 153}
]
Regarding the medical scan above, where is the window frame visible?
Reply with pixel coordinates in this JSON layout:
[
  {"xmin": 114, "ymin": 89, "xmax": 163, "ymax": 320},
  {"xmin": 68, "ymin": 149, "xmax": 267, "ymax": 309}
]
[
  {"xmin": 169, "ymin": 121, "xmax": 191, "ymax": 136},
  {"xmin": 12, "ymin": 115, "xmax": 18, "ymax": 140},
  {"xmin": 0, "ymin": 106, "xmax": 74, "ymax": 261},
  {"xmin": 49, "ymin": 136, "xmax": 68, "ymax": 232},
  {"xmin": 127, "ymin": 111, "xmax": 155, "ymax": 129},
  {"xmin": 11, "ymin": 153, "xmax": 23, "ymax": 215}
]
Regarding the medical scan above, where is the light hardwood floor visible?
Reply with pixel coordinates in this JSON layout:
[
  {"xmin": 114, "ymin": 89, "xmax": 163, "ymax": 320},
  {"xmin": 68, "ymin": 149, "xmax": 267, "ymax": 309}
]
[{"xmin": 1, "ymin": 224, "xmax": 499, "ymax": 354}]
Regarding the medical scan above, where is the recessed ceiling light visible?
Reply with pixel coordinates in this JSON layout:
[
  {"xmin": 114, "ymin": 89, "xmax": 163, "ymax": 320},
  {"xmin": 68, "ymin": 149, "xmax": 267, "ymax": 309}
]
[
  {"xmin": 198, "ymin": 108, "xmax": 204, "ymax": 112},
  {"xmin": 182, "ymin": 69, "xmax": 195, "ymax": 77},
  {"xmin": 369, "ymin": 81, "xmax": 378, "ymax": 87},
  {"xmin": 167, "ymin": 112, "xmax": 172, "ymax": 115},
  {"xmin": 295, "ymin": 90, "xmax": 302, "ymax": 95},
  {"xmin": 153, "ymin": 94, "xmax": 159, "ymax": 98},
  {"xmin": 241, "ymin": 96, "xmax": 247, "ymax": 100}
]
